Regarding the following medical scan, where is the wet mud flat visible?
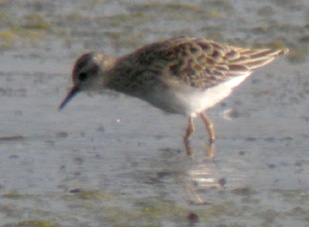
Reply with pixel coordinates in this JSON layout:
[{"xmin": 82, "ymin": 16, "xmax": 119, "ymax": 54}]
[{"xmin": 0, "ymin": 0, "xmax": 308, "ymax": 226}]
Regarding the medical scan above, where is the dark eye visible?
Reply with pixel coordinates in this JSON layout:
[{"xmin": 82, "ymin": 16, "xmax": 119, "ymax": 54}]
[{"xmin": 79, "ymin": 72, "xmax": 88, "ymax": 81}]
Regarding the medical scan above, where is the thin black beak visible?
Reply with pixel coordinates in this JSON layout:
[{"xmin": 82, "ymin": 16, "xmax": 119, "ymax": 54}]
[{"xmin": 58, "ymin": 85, "xmax": 81, "ymax": 110}]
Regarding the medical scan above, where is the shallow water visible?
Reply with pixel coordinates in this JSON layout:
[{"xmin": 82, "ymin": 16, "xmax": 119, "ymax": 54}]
[{"xmin": 0, "ymin": 0, "xmax": 308, "ymax": 226}]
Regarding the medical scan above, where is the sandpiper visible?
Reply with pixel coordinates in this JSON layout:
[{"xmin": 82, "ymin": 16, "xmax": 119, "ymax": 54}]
[{"xmin": 59, "ymin": 37, "xmax": 289, "ymax": 155}]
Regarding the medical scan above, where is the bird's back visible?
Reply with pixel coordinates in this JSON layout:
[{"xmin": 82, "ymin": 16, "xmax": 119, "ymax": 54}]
[{"xmin": 113, "ymin": 38, "xmax": 288, "ymax": 91}]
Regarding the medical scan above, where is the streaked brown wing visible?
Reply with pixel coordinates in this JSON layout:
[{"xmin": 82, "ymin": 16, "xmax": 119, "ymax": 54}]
[{"xmin": 136, "ymin": 38, "xmax": 288, "ymax": 90}]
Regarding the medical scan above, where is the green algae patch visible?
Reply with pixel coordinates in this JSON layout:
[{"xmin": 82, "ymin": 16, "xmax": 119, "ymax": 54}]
[
  {"xmin": 193, "ymin": 201, "xmax": 252, "ymax": 221},
  {"xmin": 205, "ymin": 202, "xmax": 234, "ymax": 217},
  {"xmin": 67, "ymin": 189, "xmax": 117, "ymax": 200},
  {"xmin": 136, "ymin": 199, "xmax": 186, "ymax": 219},
  {"xmin": 206, "ymin": 10, "xmax": 225, "ymax": 19},
  {"xmin": 0, "ymin": 27, "xmax": 47, "ymax": 50},
  {"xmin": 98, "ymin": 206, "xmax": 146, "ymax": 226},
  {"xmin": 0, "ymin": 12, "xmax": 51, "ymax": 50},
  {"xmin": 0, "ymin": 29, "xmax": 18, "ymax": 48},
  {"xmin": 2, "ymin": 190, "xmax": 24, "ymax": 199},
  {"xmin": 129, "ymin": 2, "xmax": 205, "ymax": 13},
  {"xmin": 22, "ymin": 14, "xmax": 51, "ymax": 30},
  {"xmin": 98, "ymin": 199, "xmax": 189, "ymax": 226},
  {"xmin": 2, "ymin": 220, "xmax": 60, "ymax": 227}
]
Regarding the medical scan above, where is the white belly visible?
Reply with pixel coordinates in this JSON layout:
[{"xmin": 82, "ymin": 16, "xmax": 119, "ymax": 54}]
[
  {"xmin": 185, "ymin": 73, "xmax": 251, "ymax": 116},
  {"xmin": 144, "ymin": 73, "xmax": 251, "ymax": 117}
]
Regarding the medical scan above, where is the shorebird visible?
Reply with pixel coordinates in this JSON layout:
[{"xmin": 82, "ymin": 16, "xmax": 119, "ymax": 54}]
[{"xmin": 59, "ymin": 37, "xmax": 288, "ymax": 155}]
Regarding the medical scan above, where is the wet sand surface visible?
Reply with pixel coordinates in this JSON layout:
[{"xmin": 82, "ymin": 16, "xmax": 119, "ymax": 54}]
[{"xmin": 0, "ymin": 1, "xmax": 308, "ymax": 226}]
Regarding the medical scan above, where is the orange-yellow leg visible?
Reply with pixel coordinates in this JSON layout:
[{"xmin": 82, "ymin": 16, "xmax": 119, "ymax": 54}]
[
  {"xmin": 200, "ymin": 112, "xmax": 216, "ymax": 143},
  {"xmin": 200, "ymin": 112, "xmax": 216, "ymax": 159},
  {"xmin": 183, "ymin": 117, "xmax": 194, "ymax": 156}
]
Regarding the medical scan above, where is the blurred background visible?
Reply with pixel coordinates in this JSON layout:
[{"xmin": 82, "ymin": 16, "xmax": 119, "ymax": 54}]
[{"xmin": 0, "ymin": 0, "xmax": 308, "ymax": 226}]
